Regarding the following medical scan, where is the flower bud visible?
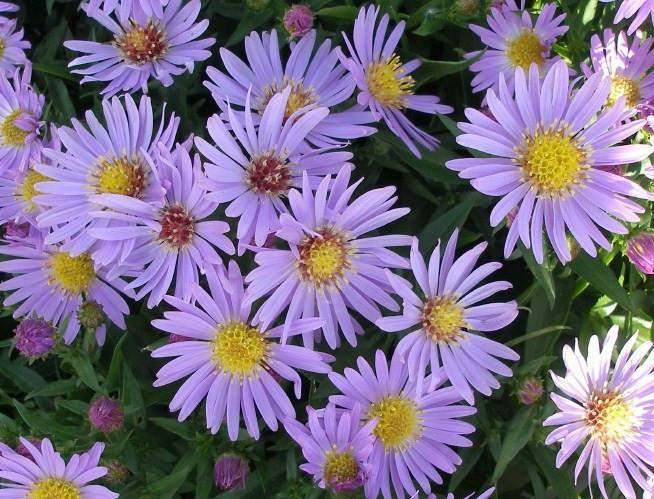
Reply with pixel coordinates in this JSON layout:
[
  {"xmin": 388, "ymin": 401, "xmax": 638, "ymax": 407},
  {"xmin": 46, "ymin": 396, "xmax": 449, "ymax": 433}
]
[
  {"xmin": 88, "ymin": 396, "xmax": 124, "ymax": 433},
  {"xmin": 517, "ymin": 377, "xmax": 544, "ymax": 405},
  {"xmin": 14, "ymin": 318, "xmax": 55, "ymax": 359},
  {"xmin": 456, "ymin": 0, "xmax": 480, "ymax": 16},
  {"xmin": 283, "ymin": 4, "xmax": 314, "ymax": 38},
  {"xmin": 77, "ymin": 301, "xmax": 106, "ymax": 331},
  {"xmin": 5, "ymin": 221, "xmax": 30, "ymax": 239},
  {"xmin": 15, "ymin": 437, "xmax": 42, "ymax": 459},
  {"xmin": 626, "ymin": 232, "xmax": 654, "ymax": 274},
  {"xmin": 104, "ymin": 460, "xmax": 130, "ymax": 485},
  {"xmin": 214, "ymin": 454, "xmax": 249, "ymax": 491}
]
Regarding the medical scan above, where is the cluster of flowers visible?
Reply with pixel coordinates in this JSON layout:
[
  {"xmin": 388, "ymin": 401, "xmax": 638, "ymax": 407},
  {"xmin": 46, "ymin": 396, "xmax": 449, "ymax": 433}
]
[{"xmin": 0, "ymin": 0, "xmax": 652, "ymax": 497}]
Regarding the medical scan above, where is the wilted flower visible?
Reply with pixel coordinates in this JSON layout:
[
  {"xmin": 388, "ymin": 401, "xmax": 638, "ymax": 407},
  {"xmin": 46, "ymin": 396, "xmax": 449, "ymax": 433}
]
[
  {"xmin": 283, "ymin": 4, "xmax": 314, "ymax": 38},
  {"xmin": 214, "ymin": 454, "xmax": 249, "ymax": 491},
  {"xmin": 14, "ymin": 436, "xmax": 41, "ymax": 459},
  {"xmin": 77, "ymin": 301, "xmax": 107, "ymax": 331},
  {"xmin": 88, "ymin": 396, "xmax": 125, "ymax": 433},
  {"xmin": 626, "ymin": 232, "xmax": 654, "ymax": 274},
  {"xmin": 517, "ymin": 376, "xmax": 544, "ymax": 405},
  {"xmin": 13, "ymin": 317, "xmax": 55, "ymax": 359},
  {"xmin": 457, "ymin": 0, "xmax": 480, "ymax": 15},
  {"xmin": 104, "ymin": 460, "xmax": 130, "ymax": 485}
]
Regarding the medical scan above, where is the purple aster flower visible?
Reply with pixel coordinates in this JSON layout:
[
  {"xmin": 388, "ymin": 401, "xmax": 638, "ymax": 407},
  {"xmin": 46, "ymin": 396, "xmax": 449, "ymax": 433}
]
[
  {"xmin": 441, "ymin": 488, "xmax": 496, "ymax": 499},
  {"xmin": 446, "ymin": 61, "xmax": 654, "ymax": 264},
  {"xmin": 544, "ymin": 326, "xmax": 654, "ymax": 499},
  {"xmin": 637, "ymin": 99, "xmax": 654, "ymax": 132},
  {"xmin": 284, "ymin": 403, "xmax": 375, "ymax": 493},
  {"xmin": 283, "ymin": 5, "xmax": 314, "ymax": 39},
  {"xmin": 0, "ymin": 2, "xmax": 17, "ymax": 13},
  {"xmin": 151, "ymin": 261, "xmax": 334, "ymax": 441},
  {"xmin": 582, "ymin": 30, "xmax": 654, "ymax": 112},
  {"xmin": 34, "ymin": 94, "xmax": 179, "ymax": 266},
  {"xmin": 600, "ymin": 0, "xmax": 654, "ymax": 35},
  {"xmin": 13, "ymin": 317, "xmax": 56, "ymax": 359},
  {"xmin": 0, "ymin": 63, "xmax": 44, "ymax": 174},
  {"xmin": 0, "ymin": 18, "xmax": 29, "ymax": 75},
  {"xmin": 86, "ymin": 0, "xmax": 166, "ymax": 20},
  {"xmin": 88, "ymin": 396, "xmax": 124, "ymax": 433},
  {"xmin": 245, "ymin": 166, "xmax": 411, "ymax": 349},
  {"xmin": 204, "ymin": 29, "xmax": 375, "ymax": 148},
  {"xmin": 626, "ymin": 231, "xmax": 654, "ymax": 274},
  {"xmin": 65, "ymin": 0, "xmax": 214, "ymax": 96},
  {"xmin": 377, "ymin": 231, "xmax": 519, "ymax": 404},
  {"xmin": 214, "ymin": 454, "xmax": 249, "ymax": 491},
  {"xmin": 516, "ymin": 376, "xmax": 544, "ymax": 405},
  {"xmin": 195, "ymin": 88, "xmax": 351, "ymax": 248},
  {"xmin": 329, "ymin": 350, "xmax": 477, "ymax": 498},
  {"xmin": 467, "ymin": 2, "xmax": 567, "ymax": 95},
  {"xmin": 0, "ymin": 437, "xmax": 118, "ymax": 498},
  {"xmin": 0, "ymin": 242, "xmax": 131, "ymax": 346},
  {"xmin": 339, "ymin": 5, "xmax": 453, "ymax": 157},
  {"xmin": 88, "ymin": 143, "xmax": 234, "ymax": 307}
]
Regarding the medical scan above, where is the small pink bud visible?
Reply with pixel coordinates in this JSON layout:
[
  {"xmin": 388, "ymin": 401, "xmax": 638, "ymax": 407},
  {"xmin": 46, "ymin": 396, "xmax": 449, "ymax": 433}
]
[
  {"xmin": 14, "ymin": 318, "xmax": 55, "ymax": 359},
  {"xmin": 517, "ymin": 377, "xmax": 544, "ymax": 405},
  {"xmin": 88, "ymin": 396, "xmax": 124, "ymax": 433},
  {"xmin": 283, "ymin": 4, "xmax": 313, "ymax": 38},
  {"xmin": 214, "ymin": 454, "xmax": 249, "ymax": 491}
]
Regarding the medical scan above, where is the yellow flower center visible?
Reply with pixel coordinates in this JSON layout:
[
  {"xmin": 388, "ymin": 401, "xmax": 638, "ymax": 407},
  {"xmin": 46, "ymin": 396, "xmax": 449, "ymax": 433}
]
[
  {"xmin": 365, "ymin": 54, "xmax": 415, "ymax": 109},
  {"xmin": 608, "ymin": 75, "xmax": 641, "ymax": 108},
  {"xmin": 1, "ymin": 109, "xmax": 29, "ymax": 147},
  {"xmin": 21, "ymin": 170, "xmax": 48, "ymax": 212},
  {"xmin": 585, "ymin": 391, "xmax": 635, "ymax": 446},
  {"xmin": 28, "ymin": 478, "xmax": 81, "ymax": 499},
  {"xmin": 297, "ymin": 228, "xmax": 350, "ymax": 288},
  {"xmin": 0, "ymin": 38, "xmax": 5, "ymax": 59},
  {"xmin": 95, "ymin": 156, "xmax": 147, "ymax": 197},
  {"xmin": 368, "ymin": 396, "xmax": 421, "ymax": 450},
  {"xmin": 506, "ymin": 29, "xmax": 545, "ymax": 69},
  {"xmin": 211, "ymin": 321, "xmax": 268, "ymax": 376},
  {"xmin": 323, "ymin": 450, "xmax": 359, "ymax": 488},
  {"xmin": 115, "ymin": 20, "xmax": 168, "ymax": 65},
  {"xmin": 49, "ymin": 252, "xmax": 95, "ymax": 295},
  {"xmin": 259, "ymin": 79, "xmax": 317, "ymax": 120},
  {"xmin": 421, "ymin": 296, "xmax": 466, "ymax": 344},
  {"xmin": 518, "ymin": 128, "xmax": 587, "ymax": 197}
]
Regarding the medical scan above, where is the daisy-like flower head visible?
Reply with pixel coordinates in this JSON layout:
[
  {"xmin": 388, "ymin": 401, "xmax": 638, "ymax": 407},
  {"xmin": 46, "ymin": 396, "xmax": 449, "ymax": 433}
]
[
  {"xmin": 446, "ymin": 60, "xmax": 654, "ymax": 264},
  {"xmin": 0, "ymin": 18, "xmax": 29, "ymax": 76},
  {"xmin": 339, "ymin": 5, "xmax": 453, "ymax": 158},
  {"xmin": 0, "ymin": 62, "xmax": 44, "ymax": 175},
  {"xmin": 284, "ymin": 403, "xmax": 376, "ymax": 493},
  {"xmin": 151, "ymin": 261, "xmax": 334, "ymax": 441},
  {"xmin": 65, "ymin": 0, "xmax": 214, "ymax": 96},
  {"xmin": 600, "ymin": 0, "xmax": 654, "ymax": 35},
  {"xmin": 195, "ymin": 88, "xmax": 352, "ymax": 248},
  {"xmin": 377, "ymin": 230, "xmax": 519, "ymax": 404},
  {"xmin": 0, "ymin": 241, "xmax": 131, "ymax": 346},
  {"xmin": 35, "ymin": 93, "xmax": 179, "ymax": 266},
  {"xmin": 467, "ymin": 1, "xmax": 567, "ymax": 95},
  {"xmin": 329, "ymin": 350, "xmax": 477, "ymax": 498},
  {"xmin": 0, "ymin": 438, "xmax": 118, "ymax": 498},
  {"xmin": 245, "ymin": 166, "xmax": 411, "ymax": 350},
  {"xmin": 88, "ymin": 143, "xmax": 235, "ymax": 308},
  {"xmin": 582, "ymin": 29, "xmax": 654, "ymax": 112},
  {"xmin": 205, "ymin": 29, "xmax": 375, "ymax": 148},
  {"xmin": 544, "ymin": 326, "xmax": 654, "ymax": 499},
  {"xmin": 86, "ymin": 0, "xmax": 167, "ymax": 20}
]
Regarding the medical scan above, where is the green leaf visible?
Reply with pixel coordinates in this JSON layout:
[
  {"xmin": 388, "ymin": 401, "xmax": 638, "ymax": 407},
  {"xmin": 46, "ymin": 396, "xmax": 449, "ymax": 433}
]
[
  {"xmin": 492, "ymin": 406, "xmax": 536, "ymax": 481},
  {"xmin": 105, "ymin": 334, "xmax": 127, "ymax": 392},
  {"xmin": 149, "ymin": 417, "xmax": 194, "ymax": 441},
  {"xmin": 0, "ymin": 358, "xmax": 45, "ymax": 393},
  {"xmin": 33, "ymin": 62, "xmax": 77, "ymax": 83},
  {"xmin": 148, "ymin": 449, "xmax": 198, "ymax": 496},
  {"xmin": 414, "ymin": 51, "xmax": 484, "ymax": 87},
  {"xmin": 419, "ymin": 193, "xmax": 486, "ymax": 248},
  {"xmin": 121, "ymin": 363, "xmax": 145, "ymax": 418},
  {"xmin": 57, "ymin": 399, "xmax": 89, "ymax": 416},
  {"xmin": 26, "ymin": 379, "xmax": 78, "ymax": 400},
  {"xmin": 316, "ymin": 6, "xmax": 358, "ymax": 20},
  {"xmin": 64, "ymin": 352, "xmax": 102, "ymax": 392},
  {"xmin": 529, "ymin": 444, "xmax": 577, "ymax": 498},
  {"xmin": 520, "ymin": 244, "xmax": 556, "ymax": 309},
  {"xmin": 13, "ymin": 401, "xmax": 79, "ymax": 440},
  {"xmin": 226, "ymin": 10, "xmax": 273, "ymax": 47},
  {"xmin": 569, "ymin": 252, "xmax": 635, "ymax": 312}
]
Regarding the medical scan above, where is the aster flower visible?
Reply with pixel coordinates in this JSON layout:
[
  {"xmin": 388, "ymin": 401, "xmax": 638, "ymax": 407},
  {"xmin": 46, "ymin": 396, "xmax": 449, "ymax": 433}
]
[
  {"xmin": 441, "ymin": 488, "xmax": 496, "ymax": 499},
  {"xmin": 284, "ymin": 403, "xmax": 375, "ymax": 493},
  {"xmin": 544, "ymin": 326, "xmax": 654, "ymax": 499},
  {"xmin": 377, "ymin": 231, "xmax": 519, "ymax": 404},
  {"xmin": 88, "ymin": 396, "xmax": 124, "ymax": 433},
  {"xmin": 245, "ymin": 166, "xmax": 411, "ymax": 349},
  {"xmin": 0, "ymin": 63, "xmax": 44, "ymax": 174},
  {"xmin": 329, "ymin": 350, "xmax": 477, "ymax": 498},
  {"xmin": 34, "ymin": 93, "xmax": 179, "ymax": 266},
  {"xmin": 0, "ymin": 2, "xmax": 18, "ymax": 13},
  {"xmin": 195, "ymin": 88, "xmax": 351, "ymax": 248},
  {"xmin": 339, "ymin": 5, "xmax": 453, "ymax": 157},
  {"xmin": 204, "ymin": 29, "xmax": 375, "ymax": 148},
  {"xmin": 0, "ymin": 242, "xmax": 131, "ymax": 346},
  {"xmin": 0, "ymin": 18, "xmax": 29, "ymax": 76},
  {"xmin": 467, "ymin": 1, "xmax": 567, "ymax": 95},
  {"xmin": 214, "ymin": 454, "xmax": 249, "ymax": 491},
  {"xmin": 626, "ymin": 231, "xmax": 654, "ymax": 274},
  {"xmin": 65, "ymin": 0, "xmax": 214, "ymax": 96},
  {"xmin": 600, "ymin": 0, "xmax": 654, "ymax": 35},
  {"xmin": 446, "ymin": 60, "xmax": 654, "ymax": 264},
  {"xmin": 86, "ymin": 0, "xmax": 166, "ymax": 21},
  {"xmin": 13, "ymin": 317, "xmax": 56, "ymax": 359},
  {"xmin": 151, "ymin": 261, "xmax": 334, "ymax": 440},
  {"xmin": 88, "ymin": 143, "xmax": 234, "ymax": 307},
  {"xmin": 0, "ymin": 437, "xmax": 118, "ymax": 498},
  {"xmin": 582, "ymin": 29, "xmax": 654, "ymax": 112}
]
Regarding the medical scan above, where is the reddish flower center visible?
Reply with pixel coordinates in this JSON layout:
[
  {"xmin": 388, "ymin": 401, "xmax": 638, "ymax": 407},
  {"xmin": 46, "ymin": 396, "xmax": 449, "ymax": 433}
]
[
  {"xmin": 585, "ymin": 390, "xmax": 635, "ymax": 446},
  {"xmin": 421, "ymin": 296, "xmax": 465, "ymax": 344},
  {"xmin": 159, "ymin": 204, "xmax": 195, "ymax": 248},
  {"xmin": 115, "ymin": 20, "xmax": 168, "ymax": 65},
  {"xmin": 245, "ymin": 154, "xmax": 291, "ymax": 196}
]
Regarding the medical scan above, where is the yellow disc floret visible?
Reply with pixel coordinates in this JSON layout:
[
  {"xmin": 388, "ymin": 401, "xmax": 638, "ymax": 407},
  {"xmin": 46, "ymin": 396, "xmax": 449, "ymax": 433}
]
[
  {"xmin": 259, "ymin": 79, "xmax": 317, "ymax": 120},
  {"xmin": 608, "ymin": 75, "xmax": 641, "ymax": 108},
  {"xmin": 421, "ymin": 296, "xmax": 466, "ymax": 344},
  {"xmin": 297, "ymin": 228, "xmax": 350, "ymax": 288},
  {"xmin": 365, "ymin": 54, "xmax": 415, "ymax": 109},
  {"xmin": 368, "ymin": 396, "xmax": 420, "ymax": 450},
  {"xmin": 1, "ymin": 109, "xmax": 29, "ymax": 147},
  {"xmin": 586, "ymin": 391, "xmax": 635, "ymax": 447},
  {"xmin": 21, "ymin": 169, "xmax": 48, "ymax": 212},
  {"xmin": 49, "ymin": 252, "xmax": 95, "ymax": 295},
  {"xmin": 0, "ymin": 38, "xmax": 6, "ymax": 59},
  {"xmin": 211, "ymin": 321, "xmax": 268, "ymax": 376},
  {"xmin": 518, "ymin": 128, "xmax": 587, "ymax": 197},
  {"xmin": 323, "ymin": 450, "xmax": 360, "ymax": 488},
  {"xmin": 28, "ymin": 478, "xmax": 81, "ymax": 499},
  {"xmin": 95, "ymin": 156, "xmax": 147, "ymax": 197},
  {"xmin": 506, "ymin": 30, "xmax": 545, "ymax": 69}
]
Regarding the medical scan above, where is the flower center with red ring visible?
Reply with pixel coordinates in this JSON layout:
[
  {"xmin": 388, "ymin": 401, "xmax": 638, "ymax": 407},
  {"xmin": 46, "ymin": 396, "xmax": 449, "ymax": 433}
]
[
  {"xmin": 159, "ymin": 204, "xmax": 194, "ymax": 248},
  {"xmin": 115, "ymin": 20, "xmax": 168, "ymax": 65},
  {"xmin": 245, "ymin": 153, "xmax": 291, "ymax": 196}
]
